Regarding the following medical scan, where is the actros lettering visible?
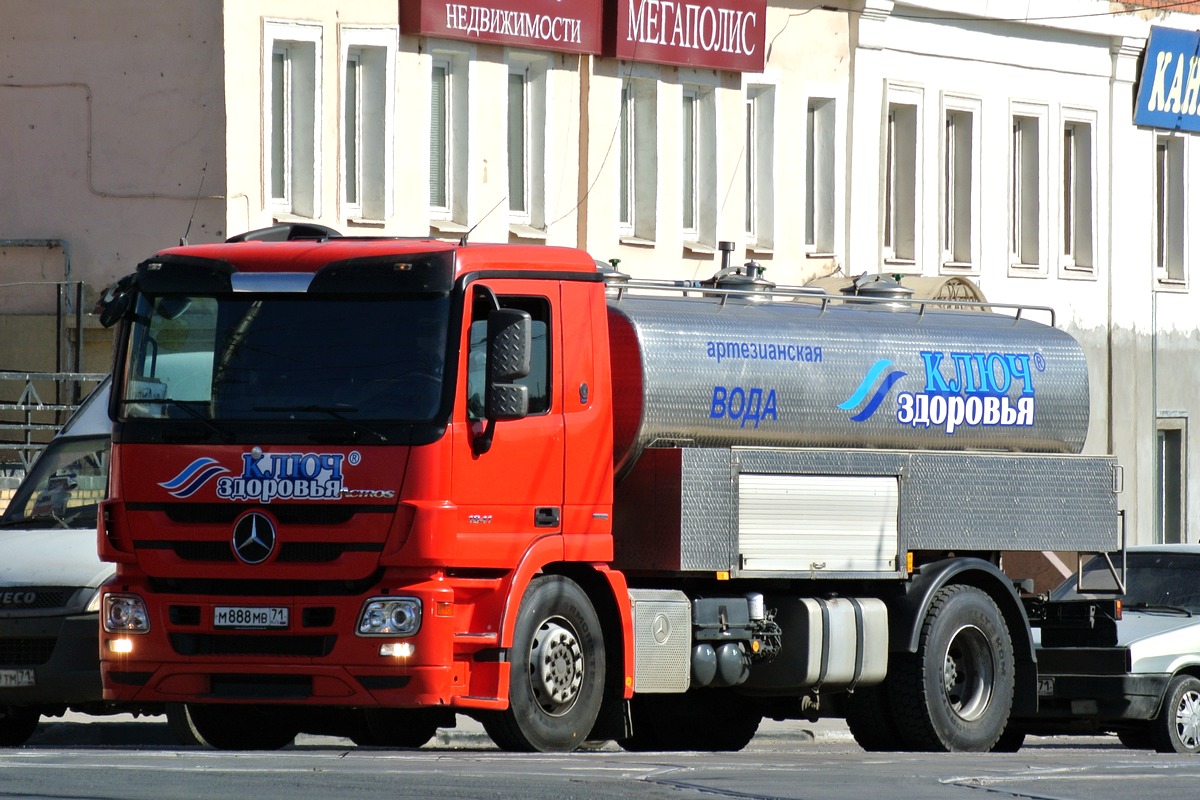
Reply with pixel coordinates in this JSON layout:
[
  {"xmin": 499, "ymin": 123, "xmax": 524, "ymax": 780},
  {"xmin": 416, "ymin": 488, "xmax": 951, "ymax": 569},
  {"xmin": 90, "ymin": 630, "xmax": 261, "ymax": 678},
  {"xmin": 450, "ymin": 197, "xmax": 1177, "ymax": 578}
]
[{"xmin": 710, "ymin": 385, "xmax": 778, "ymax": 429}]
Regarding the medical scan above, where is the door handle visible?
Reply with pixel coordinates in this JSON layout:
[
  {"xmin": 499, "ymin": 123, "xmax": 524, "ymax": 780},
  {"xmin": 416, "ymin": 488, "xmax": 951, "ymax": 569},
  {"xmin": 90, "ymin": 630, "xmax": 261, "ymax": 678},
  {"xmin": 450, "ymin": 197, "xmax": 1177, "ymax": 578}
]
[{"xmin": 535, "ymin": 507, "xmax": 560, "ymax": 528}]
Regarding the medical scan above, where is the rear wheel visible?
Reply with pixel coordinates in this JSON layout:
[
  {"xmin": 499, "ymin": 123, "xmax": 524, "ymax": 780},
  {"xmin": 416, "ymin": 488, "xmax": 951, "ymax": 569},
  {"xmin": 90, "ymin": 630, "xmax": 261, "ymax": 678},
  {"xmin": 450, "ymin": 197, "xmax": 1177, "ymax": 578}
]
[
  {"xmin": 481, "ymin": 575, "xmax": 605, "ymax": 752},
  {"xmin": 889, "ymin": 584, "xmax": 1014, "ymax": 752},
  {"xmin": 1151, "ymin": 674, "xmax": 1200, "ymax": 754},
  {"xmin": 182, "ymin": 704, "xmax": 299, "ymax": 750},
  {"xmin": 844, "ymin": 682, "xmax": 904, "ymax": 752},
  {"xmin": 0, "ymin": 706, "xmax": 39, "ymax": 747}
]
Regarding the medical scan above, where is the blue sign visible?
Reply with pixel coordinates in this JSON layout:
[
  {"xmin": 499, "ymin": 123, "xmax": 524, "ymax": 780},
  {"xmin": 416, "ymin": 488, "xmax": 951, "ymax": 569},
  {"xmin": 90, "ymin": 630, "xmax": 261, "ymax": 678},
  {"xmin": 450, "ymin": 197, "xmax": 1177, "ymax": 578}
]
[{"xmin": 1135, "ymin": 26, "xmax": 1200, "ymax": 133}]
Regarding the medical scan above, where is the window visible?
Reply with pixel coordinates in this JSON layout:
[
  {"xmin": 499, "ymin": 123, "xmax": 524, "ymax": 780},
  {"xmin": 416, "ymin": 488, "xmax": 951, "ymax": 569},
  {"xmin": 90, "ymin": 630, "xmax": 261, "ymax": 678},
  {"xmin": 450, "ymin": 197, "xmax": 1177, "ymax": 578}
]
[
  {"xmin": 508, "ymin": 58, "xmax": 548, "ymax": 232},
  {"xmin": 430, "ymin": 53, "xmax": 468, "ymax": 224},
  {"xmin": 619, "ymin": 78, "xmax": 658, "ymax": 241},
  {"xmin": 1062, "ymin": 118, "xmax": 1094, "ymax": 272},
  {"xmin": 681, "ymin": 84, "xmax": 716, "ymax": 246},
  {"xmin": 884, "ymin": 98, "xmax": 918, "ymax": 264},
  {"xmin": 942, "ymin": 102, "xmax": 979, "ymax": 269},
  {"xmin": 1010, "ymin": 107, "xmax": 1048, "ymax": 272},
  {"xmin": 467, "ymin": 296, "xmax": 551, "ymax": 420},
  {"xmin": 806, "ymin": 98, "xmax": 836, "ymax": 255},
  {"xmin": 341, "ymin": 29, "xmax": 395, "ymax": 221},
  {"xmin": 264, "ymin": 22, "xmax": 322, "ymax": 218},
  {"xmin": 745, "ymin": 84, "xmax": 775, "ymax": 250},
  {"xmin": 1156, "ymin": 134, "xmax": 1186, "ymax": 284},
  {"xmin": 1157, "ymin": 419, "xmax": 1186, "ymax": 544}
]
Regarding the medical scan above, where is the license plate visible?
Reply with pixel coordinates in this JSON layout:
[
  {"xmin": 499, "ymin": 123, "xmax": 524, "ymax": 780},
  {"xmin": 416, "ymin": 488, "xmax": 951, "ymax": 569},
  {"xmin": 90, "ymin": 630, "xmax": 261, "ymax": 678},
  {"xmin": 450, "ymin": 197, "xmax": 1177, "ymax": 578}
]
[
  {"xmin": 1037, "ymin": 677, "xmax": 1055, "ymax": 696},
  {"xmin": 0, "ymin": 669, "xmax": 35, "ymax": 688},
  {"xmin": 214, "ymin": 606, "xmax": 289, "ymax": 629}
]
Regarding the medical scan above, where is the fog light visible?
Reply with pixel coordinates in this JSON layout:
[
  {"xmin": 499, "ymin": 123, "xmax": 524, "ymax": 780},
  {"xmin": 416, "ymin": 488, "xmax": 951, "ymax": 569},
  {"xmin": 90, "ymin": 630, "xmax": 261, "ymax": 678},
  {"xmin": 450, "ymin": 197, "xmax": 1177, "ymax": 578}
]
[
  {"xmin": 380, "ymin": 642, "xmax": 416, "ymax": 658},
  {"xmin": 108, "ymin": 638, "xmax": 134, "ymax": 655}
]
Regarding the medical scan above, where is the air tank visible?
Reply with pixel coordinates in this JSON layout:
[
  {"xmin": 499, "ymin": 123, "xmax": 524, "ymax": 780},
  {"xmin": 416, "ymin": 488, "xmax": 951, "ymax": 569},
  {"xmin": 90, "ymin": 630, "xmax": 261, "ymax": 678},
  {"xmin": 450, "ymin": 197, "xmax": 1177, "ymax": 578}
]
[{"xmin": 608, "ymin": 292, "xmax": 1090, "ymax": 479}]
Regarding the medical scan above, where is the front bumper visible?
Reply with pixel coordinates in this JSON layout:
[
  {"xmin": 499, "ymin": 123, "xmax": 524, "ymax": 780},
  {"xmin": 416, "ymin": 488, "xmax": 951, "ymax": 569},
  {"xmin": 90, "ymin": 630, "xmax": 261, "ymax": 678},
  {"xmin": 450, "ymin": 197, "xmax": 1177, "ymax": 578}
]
[
  {"xmin": 1019, "ymin": 646, "xmax": 1168, "ymax": 722},
  {"xmin": 0, "ymin": 612, "xmax": 102, "ymax": 708}
]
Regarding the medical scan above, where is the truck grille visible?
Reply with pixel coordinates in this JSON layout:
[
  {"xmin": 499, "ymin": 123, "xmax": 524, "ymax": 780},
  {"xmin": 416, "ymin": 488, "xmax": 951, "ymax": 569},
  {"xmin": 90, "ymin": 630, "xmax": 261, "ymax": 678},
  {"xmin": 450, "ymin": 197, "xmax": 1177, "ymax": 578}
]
[
  {"xmin": 0, "ymin": 637, "xmax": 55, "ymax": 666},
  {"xmin": 169, "ymin": 634, "xmax": 335, "ymax": 658},
  {"xmin": 149, "ymin": 570, "xmax": 382, "ymax": 597},
  {"xmin": 155, "ymin": 541, "xmax": 382, "ymax": 563}
]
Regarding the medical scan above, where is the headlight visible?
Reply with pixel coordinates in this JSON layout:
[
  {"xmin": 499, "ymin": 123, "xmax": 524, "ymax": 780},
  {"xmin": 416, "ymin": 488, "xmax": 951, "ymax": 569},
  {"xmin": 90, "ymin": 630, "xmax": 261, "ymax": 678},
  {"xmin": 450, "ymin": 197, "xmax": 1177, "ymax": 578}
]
[
  {"xmin": 85, "ymin": 588, "xmax": 102, "ymax": 613},
  {"xmin": 357, "ymin": 597, "xmax": 421, "ymax": 636},
  {"xmin": 103, "ymin": 593, "xmax": 149, "ymax": 633}
]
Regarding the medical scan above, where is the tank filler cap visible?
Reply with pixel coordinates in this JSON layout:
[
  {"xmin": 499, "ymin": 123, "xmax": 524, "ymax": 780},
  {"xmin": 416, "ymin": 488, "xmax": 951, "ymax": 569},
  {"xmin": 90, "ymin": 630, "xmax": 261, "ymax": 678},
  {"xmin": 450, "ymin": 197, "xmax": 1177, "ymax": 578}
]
[
  {"xmin": 842, "ymin": 273, "xmax": 914, "ymax": 306},
  {"xmin": 597, "ymin": 257, "xmax": 630, "ymax": 286}
]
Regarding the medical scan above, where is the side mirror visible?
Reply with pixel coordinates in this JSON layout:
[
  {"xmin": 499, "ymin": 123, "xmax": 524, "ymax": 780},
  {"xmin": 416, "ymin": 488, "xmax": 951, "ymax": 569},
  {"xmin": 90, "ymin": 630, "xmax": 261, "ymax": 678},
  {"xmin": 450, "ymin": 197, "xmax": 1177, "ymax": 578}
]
[
  {"xmin": 97, "ymin": 275, "xmax": 137, "ymax": 328},
  {"xmin": 484, "ymin": 308, "xmax": 531, "ymax": 422}
]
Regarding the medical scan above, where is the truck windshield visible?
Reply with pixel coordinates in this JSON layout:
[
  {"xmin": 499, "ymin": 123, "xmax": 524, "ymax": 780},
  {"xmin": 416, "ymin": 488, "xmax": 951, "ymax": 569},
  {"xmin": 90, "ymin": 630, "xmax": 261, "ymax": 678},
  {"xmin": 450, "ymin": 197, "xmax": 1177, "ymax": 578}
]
[
  {"xmin": 1052, "ymin": 551, "xmax": 1200, "ymax": 614},
  {"xmin": 0, "ymin": 435, "xmax": 109, "ymax": 530},
  {"xmin": 121, "ymin": 293, "xmax": 450, "ymax": 423}
]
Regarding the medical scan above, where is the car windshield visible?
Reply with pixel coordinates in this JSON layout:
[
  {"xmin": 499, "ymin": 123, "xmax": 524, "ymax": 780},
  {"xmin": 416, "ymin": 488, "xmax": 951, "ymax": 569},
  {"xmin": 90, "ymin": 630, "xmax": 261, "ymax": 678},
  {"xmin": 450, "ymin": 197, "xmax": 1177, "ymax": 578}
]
[
  {"xmin": 1052, "ymin": 551, "xmax": 1200, "ymax": 613},
  {"xmin": 0, "ymin": 435, "xmax": 109, "ymax": 530},
  {"xmin": 120, "ymin": 292, "xmax": 450, "ymax": 422}
]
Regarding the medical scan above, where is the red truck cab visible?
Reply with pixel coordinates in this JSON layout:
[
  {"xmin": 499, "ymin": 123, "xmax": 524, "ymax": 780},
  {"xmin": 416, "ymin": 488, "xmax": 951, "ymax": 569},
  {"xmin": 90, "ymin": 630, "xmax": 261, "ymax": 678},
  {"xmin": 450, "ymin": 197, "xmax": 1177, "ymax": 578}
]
[{"xmin": 99, "ymin": 229, "xmax": 626, "ymax": 750}]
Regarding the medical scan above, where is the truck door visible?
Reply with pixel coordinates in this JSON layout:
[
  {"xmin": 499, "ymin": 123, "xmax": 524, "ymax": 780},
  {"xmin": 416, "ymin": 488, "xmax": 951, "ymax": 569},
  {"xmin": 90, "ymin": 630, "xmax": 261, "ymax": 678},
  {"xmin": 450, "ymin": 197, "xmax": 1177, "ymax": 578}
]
[{"xmin": 451, "ymin": 281, "xmax": 563, "ymax": 564}]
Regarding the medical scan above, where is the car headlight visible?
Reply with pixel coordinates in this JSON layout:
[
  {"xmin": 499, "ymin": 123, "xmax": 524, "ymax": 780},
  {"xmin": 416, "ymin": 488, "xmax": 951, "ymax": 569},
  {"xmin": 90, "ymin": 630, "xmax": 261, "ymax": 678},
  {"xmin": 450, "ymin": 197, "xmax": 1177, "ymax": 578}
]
[
  {"xmin": 103, "ymin": 593, "xmax": 149, "ymax": 633},
  {"xmin": 85, "ymin": 588, "xmax": 102, "ymax": 613},
  {"xmin": 357, "ymin": 597, "xmax": 421, "ymax": 636}
]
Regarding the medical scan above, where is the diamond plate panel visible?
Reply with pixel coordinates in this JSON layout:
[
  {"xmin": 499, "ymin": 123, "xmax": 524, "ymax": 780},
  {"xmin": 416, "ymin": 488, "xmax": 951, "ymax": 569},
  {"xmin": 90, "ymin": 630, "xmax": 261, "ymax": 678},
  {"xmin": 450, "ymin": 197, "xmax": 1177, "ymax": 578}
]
[{"xmin": 629, "ymin": 589, "xmax": 691, "ymax": 693}]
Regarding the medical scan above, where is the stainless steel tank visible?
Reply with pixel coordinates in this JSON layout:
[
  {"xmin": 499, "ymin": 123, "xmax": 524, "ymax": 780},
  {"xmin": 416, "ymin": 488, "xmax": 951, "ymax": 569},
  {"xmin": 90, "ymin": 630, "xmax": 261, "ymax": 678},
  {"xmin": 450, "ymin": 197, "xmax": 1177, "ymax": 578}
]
[{"xmin": 608, "ymin": 294, "xmax": 1090, "ymax": 478}]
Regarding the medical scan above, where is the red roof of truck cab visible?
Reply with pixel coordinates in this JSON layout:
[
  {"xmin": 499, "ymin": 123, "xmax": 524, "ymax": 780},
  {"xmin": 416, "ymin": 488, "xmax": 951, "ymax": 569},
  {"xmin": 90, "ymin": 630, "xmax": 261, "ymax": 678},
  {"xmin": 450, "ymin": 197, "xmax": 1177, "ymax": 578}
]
[{"xmin": 155, "ymin": 238, "xmax": 599, "ymax": 277}]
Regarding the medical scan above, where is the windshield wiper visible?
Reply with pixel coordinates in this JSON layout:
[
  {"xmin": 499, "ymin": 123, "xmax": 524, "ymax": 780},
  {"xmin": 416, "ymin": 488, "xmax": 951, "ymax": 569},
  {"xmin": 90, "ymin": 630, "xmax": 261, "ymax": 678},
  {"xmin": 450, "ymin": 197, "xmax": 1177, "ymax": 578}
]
[
  {"xmin": 254, "ymin": 404, "xmax": 390, "ymax": 444},
  {"xmin": 126, "ymin": 398, "xmax": 232, "ymax": 442},
  {"xmin": 1125, "ymin": 602, "xmax": 1193, "ymax": 617}
]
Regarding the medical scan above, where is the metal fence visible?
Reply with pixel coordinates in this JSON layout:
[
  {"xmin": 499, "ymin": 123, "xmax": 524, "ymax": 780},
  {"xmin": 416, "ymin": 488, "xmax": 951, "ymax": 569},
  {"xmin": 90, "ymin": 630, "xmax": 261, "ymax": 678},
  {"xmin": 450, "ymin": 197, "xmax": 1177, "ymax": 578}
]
[{"xmin": 0, "ymin": 370, "xmax": 107, "ymax": 474}]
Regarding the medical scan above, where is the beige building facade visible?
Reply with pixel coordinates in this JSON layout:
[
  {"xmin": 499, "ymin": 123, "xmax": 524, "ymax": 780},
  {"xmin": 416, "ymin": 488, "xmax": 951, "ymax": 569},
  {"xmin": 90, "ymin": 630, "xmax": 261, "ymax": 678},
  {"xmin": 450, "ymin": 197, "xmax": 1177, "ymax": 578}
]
[{"xmin": 2, "ymin": 1, "xmax": 1199, "ymax": 557}]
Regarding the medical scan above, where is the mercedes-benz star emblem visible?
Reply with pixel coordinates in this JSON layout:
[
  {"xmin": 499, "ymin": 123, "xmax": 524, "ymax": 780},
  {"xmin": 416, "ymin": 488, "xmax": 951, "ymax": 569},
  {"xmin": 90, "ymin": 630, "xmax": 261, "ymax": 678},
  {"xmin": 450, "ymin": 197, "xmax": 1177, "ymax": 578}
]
[{"xmin": 232, "ymin": 512, "xmax": 276, "ymax": 565}]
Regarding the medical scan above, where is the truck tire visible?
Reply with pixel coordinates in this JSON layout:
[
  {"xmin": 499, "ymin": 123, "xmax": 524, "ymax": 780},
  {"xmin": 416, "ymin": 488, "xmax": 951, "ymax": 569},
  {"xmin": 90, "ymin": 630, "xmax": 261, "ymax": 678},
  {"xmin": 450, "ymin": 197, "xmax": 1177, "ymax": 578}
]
[
  {"xmin": 843, "ymin": 683, "xmax": 904, "ymax": 752},
  {"xmin": 481, "ymin": 575, "xmax": 605, "ymax": 752},
  {"xmin": 165, "ymin": 703, "xmax": 205, "ymax": 746},
  {"xmin": 1150, "ymin": 674, "xmax": 1200, "ymax": 754},
  {"xmin": 348, "ymin": 709, "xmax": 441, "ymax": 748},
  {"xmin": 182, "ymin": 703, "xmax": 299, "ymax": 750},
  {"xmin": 617, "ymin": 690, "xmax": 761, "ymax": 752},
  {"xmin": 889, "ymin": 584, "xmax": 1014, "ymax": 752},
  {"xmin": 0, "ymin": 706, "xmax": 39, "ymax": 746}
]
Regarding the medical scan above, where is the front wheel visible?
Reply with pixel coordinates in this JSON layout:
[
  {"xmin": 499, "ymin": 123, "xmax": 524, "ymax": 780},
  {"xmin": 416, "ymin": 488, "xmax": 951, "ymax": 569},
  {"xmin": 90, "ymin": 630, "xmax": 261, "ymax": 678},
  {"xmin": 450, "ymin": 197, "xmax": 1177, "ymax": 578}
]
[
  {"xmin": 181, "ymin": 704, "xmax": 299, "ymax": 750},
  {"xmin": 0, "ymin": 706, "xmax": 39, "ymax": 747},
  {"xmin": 349, "ymin": 709, "xmax": 442, "ymax": 748},
  {"xmin": 890, "ymin": 584, "xmax": 1015, "ymax": 752},
  {"xmin": 1151, "ymin": 674, "xmax": 1200, "ymax": 754},
  {"xmin": 481, "ymin": 575, "xmax": 605, "ymax": 752}
]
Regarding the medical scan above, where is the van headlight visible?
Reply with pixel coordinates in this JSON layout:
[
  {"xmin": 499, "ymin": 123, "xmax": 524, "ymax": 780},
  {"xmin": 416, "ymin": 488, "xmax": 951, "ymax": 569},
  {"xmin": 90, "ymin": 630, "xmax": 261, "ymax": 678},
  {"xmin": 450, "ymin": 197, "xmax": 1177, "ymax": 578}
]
[
  {"xmin": 85, "ymin": 588, "xmax": 102, "ymax": 613},
  {"xmin": 103, "ymin": 593, "xmax": 149, "ymax": 633},
  {"xmin": 357, "ymin": 597, "xmax": 421, "ymax": 636}
]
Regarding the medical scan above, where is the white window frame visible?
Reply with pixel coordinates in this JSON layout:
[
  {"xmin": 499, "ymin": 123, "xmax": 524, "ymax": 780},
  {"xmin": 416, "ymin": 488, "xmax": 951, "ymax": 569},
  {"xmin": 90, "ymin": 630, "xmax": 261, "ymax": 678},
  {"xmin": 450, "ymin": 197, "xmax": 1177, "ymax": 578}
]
[
  {"xmin": 340, "ymin": 26, "xmax": 396, "ymax": 223},
  {"xmin": 1009, "ymin": 102, "xmax": 1049, "ymax": 275},
  {"xmin": 883, "ymin": 84, "xmax": 922, "ymax": 269},
  {"xmin": 507, "ymin": 54, "xmax": 547, "ymax": 233},
  {"xmin": 1156, "ymin": 133, "xmax": 1187, "ymax": 286},
  {"xmin": 681, "ymin": 81, "xmax": 717, "ymax": 249},
  {"xmin": 1061, "ymin": 109, "xmax": 1096, "ymax": 275},
  {"xmin": 619, "ymin": 76, "xmax": 658, "ymax": 242},
  {"xmin": 745, "ymin": 82, "xmax": 775, "ymax": 251},
  {"xmin": 263, "ymin": 21, "xmax": 322, "ymax": 219},
  {"xmin": 940, "ymin": 95, "xmax": 981, "ymax": 273},
  {"xmin": 429, "ymin": 50, "xmax": 469, "ymax": 226},
  {"xmin": 806, "ymin": 97, "xmax": 836, "ymax": 256}
]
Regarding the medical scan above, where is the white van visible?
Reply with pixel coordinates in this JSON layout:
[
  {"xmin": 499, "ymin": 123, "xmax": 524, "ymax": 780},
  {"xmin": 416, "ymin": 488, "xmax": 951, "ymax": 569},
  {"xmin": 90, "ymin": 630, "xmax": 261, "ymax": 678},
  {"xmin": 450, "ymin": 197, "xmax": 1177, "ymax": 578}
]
[{"xmin": 0, "ymin": 379, "xmax": 147, "ymax": 745}]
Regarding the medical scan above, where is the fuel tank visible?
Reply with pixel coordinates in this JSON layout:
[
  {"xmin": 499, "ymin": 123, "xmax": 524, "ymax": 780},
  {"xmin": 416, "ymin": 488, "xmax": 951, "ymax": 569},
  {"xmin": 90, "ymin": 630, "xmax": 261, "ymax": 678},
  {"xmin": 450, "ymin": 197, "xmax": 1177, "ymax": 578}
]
[{"xmin": 607, "ymin": 294, "xmax": 1090, "ymax": 478}]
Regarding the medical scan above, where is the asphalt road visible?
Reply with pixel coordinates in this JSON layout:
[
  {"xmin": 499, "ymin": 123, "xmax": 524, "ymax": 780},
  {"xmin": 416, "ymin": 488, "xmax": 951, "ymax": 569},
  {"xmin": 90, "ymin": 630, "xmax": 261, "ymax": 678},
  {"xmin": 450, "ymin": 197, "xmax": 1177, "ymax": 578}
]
[{"xmin": 4, "ymin": 714, "xmax": 1200, "ymax": 800}]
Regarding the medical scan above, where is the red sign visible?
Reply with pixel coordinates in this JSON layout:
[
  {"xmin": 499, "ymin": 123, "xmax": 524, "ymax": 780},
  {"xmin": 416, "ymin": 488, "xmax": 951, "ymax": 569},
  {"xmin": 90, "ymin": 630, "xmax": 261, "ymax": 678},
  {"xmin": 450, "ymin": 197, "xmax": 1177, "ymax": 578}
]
[
  {"xmin": 604, "ymin": 0, "xmax": 767, "ymax": 72},
  {"xmin": 400, "ymin": 0, "xmax": 604, "ymax": 55}
]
